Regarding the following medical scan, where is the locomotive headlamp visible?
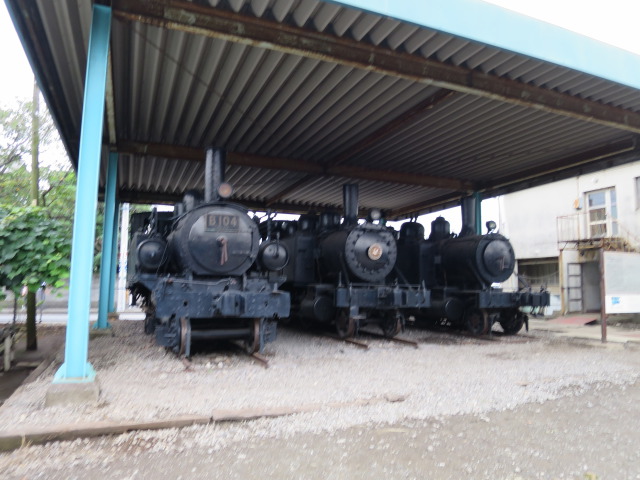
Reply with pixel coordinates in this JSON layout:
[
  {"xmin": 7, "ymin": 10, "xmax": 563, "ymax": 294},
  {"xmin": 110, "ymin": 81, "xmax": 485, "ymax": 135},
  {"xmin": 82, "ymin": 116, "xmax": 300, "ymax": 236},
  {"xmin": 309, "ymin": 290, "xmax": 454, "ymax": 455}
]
[
  {"xmin": 218, "ymin": 182, "xmax": 233, "ymax": 199},
  {"xmin": 369, "ymin": 208, "xmax": 382, "ymax": 221},
  {"xmin": 367, "ymin": 243, "xmax": 383, "ymax": 261},
  {"xmin": 486, "ymin": 220, "xmax": 497, "ymax": 233}
]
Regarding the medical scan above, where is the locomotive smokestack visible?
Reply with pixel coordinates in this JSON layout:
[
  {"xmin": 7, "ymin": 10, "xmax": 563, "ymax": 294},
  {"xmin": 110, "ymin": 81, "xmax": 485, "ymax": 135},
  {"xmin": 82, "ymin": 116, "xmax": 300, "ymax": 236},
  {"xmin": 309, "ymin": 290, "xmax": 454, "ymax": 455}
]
[
  {"xmin": 460, "ymin": 193, "xmax": 481, "ymax": 237},
  {"xmin": 343, "ymin": 183, "xmax": 359, "ymax": 226},
  {"xmin": 204, "ymin": 147, "xmax": 226, "ymax": 203}
]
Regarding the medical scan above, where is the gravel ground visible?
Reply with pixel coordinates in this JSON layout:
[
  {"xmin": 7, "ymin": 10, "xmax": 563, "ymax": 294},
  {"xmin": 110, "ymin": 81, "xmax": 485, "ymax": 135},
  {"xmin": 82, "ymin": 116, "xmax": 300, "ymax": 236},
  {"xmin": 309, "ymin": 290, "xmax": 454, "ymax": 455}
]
[{"xmin": 1, "ymin": 320, "xmax": 640, "ymax": 478}]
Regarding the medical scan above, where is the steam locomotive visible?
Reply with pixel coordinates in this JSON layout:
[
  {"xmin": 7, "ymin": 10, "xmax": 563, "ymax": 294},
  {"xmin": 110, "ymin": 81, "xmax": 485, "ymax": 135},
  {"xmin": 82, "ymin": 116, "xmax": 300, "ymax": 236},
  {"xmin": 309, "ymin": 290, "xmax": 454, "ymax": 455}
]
[
  {"xmin": 395, "ymin": 216, "xmax": 550, "ymax": 335},
  {"xmin": 264, "ymin": 184, "xmax": 430, "ymax": 338},
  {"xmin": 127, "ymin": 148, "xmax": 290, "ymax": 356}
]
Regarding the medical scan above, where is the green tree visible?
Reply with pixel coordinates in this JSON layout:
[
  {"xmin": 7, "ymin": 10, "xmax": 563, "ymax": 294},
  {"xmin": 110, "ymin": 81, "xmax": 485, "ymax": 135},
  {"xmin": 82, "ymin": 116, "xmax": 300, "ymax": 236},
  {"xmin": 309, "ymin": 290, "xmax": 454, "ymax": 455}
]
[
  {"xmin": 0, "ymin": 206, "xmax": 72, "ymax": 348},
  {"xmin": 0, "ymin": 99, "xmax": 57, "ymax": 175},
  {"xmin": 1, "ymin": 97, "xmax": 72, "ymax": 350}
]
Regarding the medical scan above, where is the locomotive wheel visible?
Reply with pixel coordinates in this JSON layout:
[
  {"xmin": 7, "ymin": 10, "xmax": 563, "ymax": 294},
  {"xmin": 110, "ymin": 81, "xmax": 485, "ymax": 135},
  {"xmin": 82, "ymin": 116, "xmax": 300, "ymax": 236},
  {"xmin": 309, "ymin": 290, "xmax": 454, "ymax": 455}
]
[
  {"xmin": 499, "ymin": 311, "xmax": 525, "ymax": 335},
  {"xmin": 335, "ymin": 310, "xmax": 356, "ymax": 339},
  {"xmin": 464, "ymin": 308, "xmax": 489, "ymax": 336},
  {"xmin": 244, "ymin": 318, "xmax": 260, "ymax": 354},
  {"xmin": 178, "ymin": 317, "xmax": 191, "ymax": 357},
  {"xmin": 382, "ymin": 312, "xmax": 403, "ymax": 338}
]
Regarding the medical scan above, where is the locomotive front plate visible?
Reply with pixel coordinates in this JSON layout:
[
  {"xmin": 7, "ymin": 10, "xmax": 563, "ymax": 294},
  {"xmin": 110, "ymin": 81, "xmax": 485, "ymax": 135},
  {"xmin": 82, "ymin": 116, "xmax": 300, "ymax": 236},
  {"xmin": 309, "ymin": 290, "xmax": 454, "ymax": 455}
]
[{"xmin": 206, "ymin": 213, "xmax": 240, "ymax": 232}]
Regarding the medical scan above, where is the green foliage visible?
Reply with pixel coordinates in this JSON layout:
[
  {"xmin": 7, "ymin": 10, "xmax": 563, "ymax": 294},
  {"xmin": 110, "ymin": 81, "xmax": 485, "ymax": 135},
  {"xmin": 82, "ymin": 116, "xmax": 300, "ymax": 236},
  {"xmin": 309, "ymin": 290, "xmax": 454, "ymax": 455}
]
[
  {"xmin": 0, "ymin": 164, "xmax": 31, "ymax": 206},
  {"xmin": 0, "ymin": 205, "xmax": 71, "ymax": 301}
]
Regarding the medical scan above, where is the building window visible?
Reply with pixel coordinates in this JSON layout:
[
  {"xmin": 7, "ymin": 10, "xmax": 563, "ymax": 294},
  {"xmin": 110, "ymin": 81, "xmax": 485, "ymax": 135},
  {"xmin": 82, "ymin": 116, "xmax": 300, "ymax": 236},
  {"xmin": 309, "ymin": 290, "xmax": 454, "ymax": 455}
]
[
  {"xmin": 517, "ymin": 258, "xmax": 559, "ymax": 294},
  {"xmin": 586, "ymin": 188, "xmax": 617, "ymax": 238}
]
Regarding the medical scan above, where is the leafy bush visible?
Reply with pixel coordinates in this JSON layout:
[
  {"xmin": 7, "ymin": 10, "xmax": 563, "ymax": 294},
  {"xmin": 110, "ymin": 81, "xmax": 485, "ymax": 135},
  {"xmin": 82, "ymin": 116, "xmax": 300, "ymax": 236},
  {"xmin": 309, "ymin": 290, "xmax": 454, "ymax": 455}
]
[{"xmin": 0, "ymin": 205, "xmax": 71, "ymax": 300}]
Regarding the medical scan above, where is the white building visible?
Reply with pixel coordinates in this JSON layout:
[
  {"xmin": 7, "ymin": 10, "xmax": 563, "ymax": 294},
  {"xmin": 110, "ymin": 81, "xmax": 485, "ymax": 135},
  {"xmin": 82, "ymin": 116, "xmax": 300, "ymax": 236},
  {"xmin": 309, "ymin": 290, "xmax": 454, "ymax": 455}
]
[{"xmin": 499, "ymin": 161, "xmax": 640, "ymax": 315}]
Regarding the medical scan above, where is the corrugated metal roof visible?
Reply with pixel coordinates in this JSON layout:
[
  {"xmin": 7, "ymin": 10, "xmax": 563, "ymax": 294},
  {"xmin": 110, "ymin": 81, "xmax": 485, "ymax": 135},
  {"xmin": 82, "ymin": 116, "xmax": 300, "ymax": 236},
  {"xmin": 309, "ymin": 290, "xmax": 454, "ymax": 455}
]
[{"xmin": 7, "ymin": 0, "xmax": 640, "ymax": 218}]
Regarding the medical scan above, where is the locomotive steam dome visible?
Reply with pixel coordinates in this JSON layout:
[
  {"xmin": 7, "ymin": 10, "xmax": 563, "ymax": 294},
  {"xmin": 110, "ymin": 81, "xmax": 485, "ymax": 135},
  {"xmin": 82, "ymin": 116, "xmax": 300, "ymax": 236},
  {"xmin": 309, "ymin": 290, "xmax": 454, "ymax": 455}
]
[{"xmin": 169, "ymin": 203, "xmax": 259, "ymax": 276}]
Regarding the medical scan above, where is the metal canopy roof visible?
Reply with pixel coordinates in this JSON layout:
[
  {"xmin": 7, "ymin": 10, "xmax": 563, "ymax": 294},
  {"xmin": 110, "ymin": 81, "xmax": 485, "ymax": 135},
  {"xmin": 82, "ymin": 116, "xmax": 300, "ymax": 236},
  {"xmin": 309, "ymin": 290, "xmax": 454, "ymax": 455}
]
[{"xmin": 7, "ymin": 0, "xmax": 640, "ymax": 218}]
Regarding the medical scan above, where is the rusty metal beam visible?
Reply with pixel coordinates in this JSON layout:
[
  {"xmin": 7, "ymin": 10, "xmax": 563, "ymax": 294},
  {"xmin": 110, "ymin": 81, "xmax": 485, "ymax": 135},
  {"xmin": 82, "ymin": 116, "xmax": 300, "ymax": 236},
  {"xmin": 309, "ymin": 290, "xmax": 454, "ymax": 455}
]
[
  {"xmin": 112, "ymin": 0, "xmax": 640, "ymax": 134},
  {"xmin": 484, "ymin": 138, "xmax": 637, "ymax": 191},
  {"xmin": 116, "ymin": 186, "xmax": 336, "ymax": 214},
  {"xmin": 328, "ymin": 90, "xmax": 456, "ymax": 167},
  {"xmin": 117, "ymin": 140, "xmax": 471, "ymax": 190},
  {"xmin": 264, "ymin": 90, "xmax": 457, "ymax": 204},
  {"xmin": 265, "ymin": 175, "xmax": 316, "ymax": 206},
  {"xmin": 388, "ymin": 137, "xmax": 639, "ymax": 219},
  {"xmin": 389, "ymin": 193, "xmax": 464, "ymax": 219}
]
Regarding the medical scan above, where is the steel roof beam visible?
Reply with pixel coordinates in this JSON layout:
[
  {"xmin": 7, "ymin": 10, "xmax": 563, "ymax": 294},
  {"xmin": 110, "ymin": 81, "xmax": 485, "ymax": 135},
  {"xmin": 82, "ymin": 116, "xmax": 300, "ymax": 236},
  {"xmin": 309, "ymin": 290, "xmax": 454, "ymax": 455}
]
[
  {"xmin": 112, "ymin": 0, "xmax": 640, "ymax": 134},
  {"xmin": 263, "ymin": 89, "xmax": 457, "ymax": 204},
  {"xmin": 389, "ymin": 137, "xmax": 639, "ymax": 218},
  {"xmin": 117, "ymin": 141, "xmax": 472, "ymax": 190},
  {"xmin": 116, "ymin": 188, "xmax": 341, "ymax": 214},
  {"xmin": 484, "ymin": 137, "xmax": 638, "ymax": 191},
  {"xmin": 327, "ymin": 89, "xmax": 456, "ymax": 168}
]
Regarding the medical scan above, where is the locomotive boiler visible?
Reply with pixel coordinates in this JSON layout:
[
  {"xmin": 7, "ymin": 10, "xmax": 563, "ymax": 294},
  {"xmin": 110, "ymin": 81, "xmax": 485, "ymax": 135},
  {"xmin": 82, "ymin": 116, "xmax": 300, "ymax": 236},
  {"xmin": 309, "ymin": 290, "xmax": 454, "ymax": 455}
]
[
  {"xmin": 127, "ymin": 147, "xmax": 290, "ymax": 356},
  {"xmin": 396, "ymin": 216, "xmax": 549, "ymax": 335},
  {"xmin": 268, "ymin": 184, "xmax": 429, "ymax": 338}
]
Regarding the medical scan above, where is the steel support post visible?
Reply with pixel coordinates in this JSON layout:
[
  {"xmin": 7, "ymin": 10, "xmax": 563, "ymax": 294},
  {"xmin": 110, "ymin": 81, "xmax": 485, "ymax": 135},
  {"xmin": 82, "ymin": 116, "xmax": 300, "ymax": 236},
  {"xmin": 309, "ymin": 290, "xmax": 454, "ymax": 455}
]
[
  {"xmin": 95, "ymin": 151, "xmax": 118, "ymax": 329},
  {"xmin": 473, "ymin": 191, "xmax": 483, "ymax": 235},
  {"xmin": 599, "ymin": 248, "xmax": 607, "ymax": 343},
  {"xmin": 54, "ymin": 4, "xmax": 111, "ymax": 382},
  {"xmin": 108, "ymin": 201, "xmax": 121, "ymax": 314}
]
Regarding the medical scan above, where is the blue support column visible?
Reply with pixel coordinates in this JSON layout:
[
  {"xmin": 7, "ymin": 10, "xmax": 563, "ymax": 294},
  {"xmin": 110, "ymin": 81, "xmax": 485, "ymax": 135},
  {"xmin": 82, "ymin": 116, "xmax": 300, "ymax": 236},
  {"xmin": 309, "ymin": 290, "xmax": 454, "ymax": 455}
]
[
  {"xmin": 108, "ymin": 201, "xmax": 120, "ymax": 314},
  {"xmin": 95, "ymin": 151, "xmax": 118, "ymax": 330},
  {"xmin": 54, "ymin": 4, "xmax": 111, "ymax": 383},
  {"xmin": 473, "ymin": 191, "xmax": 483, "ymax": 235}
]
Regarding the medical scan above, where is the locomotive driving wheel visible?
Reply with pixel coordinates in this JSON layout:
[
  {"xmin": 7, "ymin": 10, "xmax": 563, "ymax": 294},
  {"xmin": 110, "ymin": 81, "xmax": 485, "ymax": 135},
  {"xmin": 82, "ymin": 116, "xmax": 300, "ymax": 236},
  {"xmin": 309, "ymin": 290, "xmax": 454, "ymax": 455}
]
[
  {"xmin": 382, "ymin": 311, "xmax": 404, "ymax": 338},
  {"xmin": 244, "ymin": 318, "xmax": 260, "ymax": 354},
  {"xmin": 464, "ymin": 308, "xmax": 489, "ymax": 336},
  {"xmin": 335, "ymin": 309, "xmax": 356, "ymax": 339},
  {"xmin": 499, "ymin": 310, "xmax": 525, "ymax": 335}
]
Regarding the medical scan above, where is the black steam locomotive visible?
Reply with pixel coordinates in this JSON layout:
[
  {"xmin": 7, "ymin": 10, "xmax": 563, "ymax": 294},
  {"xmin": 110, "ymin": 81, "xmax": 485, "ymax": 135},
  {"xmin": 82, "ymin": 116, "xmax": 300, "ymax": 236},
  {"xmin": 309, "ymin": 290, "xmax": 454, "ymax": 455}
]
[
  {"xmin": 395, "ymin": 216, "xmax": 549, "ymax": 335},
  {"xmin": 265, "ymin": 184, "xmax": 429, "ymax": 338},
  {"xmin": 127, "ymin": 148, "xmax": 290, "ymax": 356}
]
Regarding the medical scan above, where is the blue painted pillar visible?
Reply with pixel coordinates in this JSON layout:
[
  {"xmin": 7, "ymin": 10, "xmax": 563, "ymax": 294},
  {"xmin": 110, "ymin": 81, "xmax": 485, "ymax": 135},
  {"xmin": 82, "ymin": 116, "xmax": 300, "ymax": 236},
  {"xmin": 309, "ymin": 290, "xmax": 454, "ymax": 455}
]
[
  {"xmin": 95, "ymin": 151, "xmax": 118, "ymax": 329},
  {"xmin": 108, "ymin": 201, "xmax": 120, "ymax": 314},
  {"xmin": 54, "ymin": 4, "xmax": 111, "ymax": 382},
  {"xmin": 473, "ymin": 191, "xmax": 483, "ymax": 235}
]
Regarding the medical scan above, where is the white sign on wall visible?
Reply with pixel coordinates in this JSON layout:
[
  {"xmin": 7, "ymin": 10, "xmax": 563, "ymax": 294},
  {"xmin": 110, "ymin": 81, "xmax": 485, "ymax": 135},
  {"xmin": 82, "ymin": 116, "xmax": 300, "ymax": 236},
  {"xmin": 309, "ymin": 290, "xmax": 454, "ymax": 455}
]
[{"xmin": 604, "ymin": 251, "xmax": 640, "ymax": 314}]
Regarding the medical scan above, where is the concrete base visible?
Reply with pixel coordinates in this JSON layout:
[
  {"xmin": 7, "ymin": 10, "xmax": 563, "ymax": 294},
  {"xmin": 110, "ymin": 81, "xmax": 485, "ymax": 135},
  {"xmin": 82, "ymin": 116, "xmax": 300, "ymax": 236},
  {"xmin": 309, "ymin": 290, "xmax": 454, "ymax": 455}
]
[
  {"xmin": 107, "ymin": 312, "xmax": 119, "ymax": 322},
  {"xmin": 45, "ymin": 380, "xmax": 100, "ymax": 407},
  {"xmin": 89, "ymin": 324, "xmax": 114, "ymax": 339}
]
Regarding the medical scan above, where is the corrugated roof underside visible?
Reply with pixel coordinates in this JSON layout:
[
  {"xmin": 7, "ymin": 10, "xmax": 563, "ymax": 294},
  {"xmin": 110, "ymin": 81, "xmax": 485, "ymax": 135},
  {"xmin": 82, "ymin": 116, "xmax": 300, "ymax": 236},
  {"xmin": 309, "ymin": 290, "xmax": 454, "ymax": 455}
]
[
  {"xmin": 26, "ymin": 0, "xmax": 640, "ymax": 215},
  {"xmin": 347, "ymin": 95, "xmax": 627, "ymax": 180},
  {"xmin": 115, "ymin": 155, "xmax": 444, "ymax": 211}
]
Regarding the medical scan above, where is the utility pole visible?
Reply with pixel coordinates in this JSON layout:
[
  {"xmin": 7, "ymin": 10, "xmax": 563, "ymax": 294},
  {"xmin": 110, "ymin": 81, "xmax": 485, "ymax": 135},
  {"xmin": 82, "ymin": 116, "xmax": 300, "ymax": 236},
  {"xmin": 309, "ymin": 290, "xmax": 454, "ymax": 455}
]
[{"xmin": 26, "ymin": 79, "xmax": 40, "ymax": 350}]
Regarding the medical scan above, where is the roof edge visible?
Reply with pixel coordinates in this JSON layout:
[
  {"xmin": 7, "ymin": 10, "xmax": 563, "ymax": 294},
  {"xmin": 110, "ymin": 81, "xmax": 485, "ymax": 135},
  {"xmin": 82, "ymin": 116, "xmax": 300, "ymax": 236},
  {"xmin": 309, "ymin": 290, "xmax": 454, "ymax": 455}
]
[{"xmin": 328, "ymin": 0, "xmax": 640, "ymax": 90}]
